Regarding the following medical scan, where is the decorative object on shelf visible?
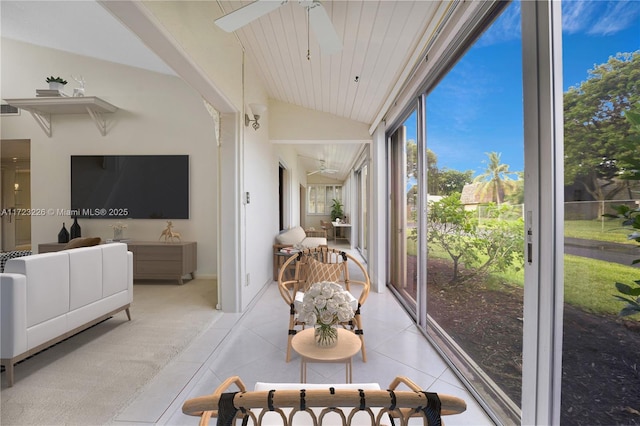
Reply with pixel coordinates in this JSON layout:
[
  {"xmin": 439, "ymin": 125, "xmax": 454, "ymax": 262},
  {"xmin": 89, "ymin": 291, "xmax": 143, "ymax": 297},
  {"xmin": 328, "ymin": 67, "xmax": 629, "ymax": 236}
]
[
  {"xmin": 46, "ymin": 76, "xmax": 68, "ymax": 91},
  {"xmin": 57, "ymin": 222, "xmax": 70, "ymax": 244},
  {"xmin": 159, "ymin": 220, "xmax": 181, "ymax": 242},
  {"xmin": 71, "ymin": 75, "xmax": 85, "ymax": 97},
  {"xmin": 35, "ymin": 89, "xmax": 68, "ymax": 98},
  {"xmin": 299, "ymin": 281, "xmax": 354, "ymax": 347},
  {"xmin": 70, "ymin": 216, "xmax": 81, "ymax": 239},
  {"xmin": 110, "ymin": 221, "xmax": 127, "ymax": 241}
]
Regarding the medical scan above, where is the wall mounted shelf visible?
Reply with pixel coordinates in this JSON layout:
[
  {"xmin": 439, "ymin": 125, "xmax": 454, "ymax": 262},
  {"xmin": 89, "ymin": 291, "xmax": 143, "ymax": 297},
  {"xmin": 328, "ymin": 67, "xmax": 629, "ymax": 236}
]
[{"xmin": 3, "ymin": 96, "xmax": 118, "ymax": 137}]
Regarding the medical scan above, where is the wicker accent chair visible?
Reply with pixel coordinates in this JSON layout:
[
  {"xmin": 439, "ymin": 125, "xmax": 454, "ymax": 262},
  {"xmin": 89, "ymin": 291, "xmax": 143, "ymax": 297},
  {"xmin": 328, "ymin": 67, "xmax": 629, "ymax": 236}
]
[
  {"xmin": 320, "ymin": 220, "xmax": 333, "ymax": 239},
  {"xmin": 278, "ymin": 247, "xmax": 370, "ymax": 362},
  {"xmin": 182, "ymin": 375, "xmax": 467, "ymax": 426}
]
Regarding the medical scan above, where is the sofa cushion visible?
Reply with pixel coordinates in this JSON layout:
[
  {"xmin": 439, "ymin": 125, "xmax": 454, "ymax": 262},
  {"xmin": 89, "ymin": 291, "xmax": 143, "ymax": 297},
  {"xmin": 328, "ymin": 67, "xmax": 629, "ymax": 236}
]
[
  {"xmin": 101, "ymin": 243, "xmax": 129, "ymax": 297},
  {"xmin": 275, "ymin": 226, "xmax": 307, "ymax": 245},
  {"xmin": 4, "ymin": 252, "xmax": 70, "ymax": 328},
  {"xmin": 0, "ymin": 273, "xmax": 28, "ymax": 358},
  {"xmin": 300, "ymin": 237, "xmax": 326, "ymax": 248},
  {"xmin": 0, "ymin": 250, "xmax": 32, "ymax": 272},
  {"xmin": 68, "ymin": 246, "xmax": 103, "ymax": 310},
  {"xmin": 64, "ymin": 237, "xmax": 102, "ymax": 250}
]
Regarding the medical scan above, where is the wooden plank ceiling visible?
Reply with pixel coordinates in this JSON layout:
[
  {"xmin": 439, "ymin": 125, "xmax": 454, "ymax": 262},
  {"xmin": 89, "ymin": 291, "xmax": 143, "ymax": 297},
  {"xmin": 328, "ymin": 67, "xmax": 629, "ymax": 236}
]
[{"xmin": 216, "ymin": 1, "xmax": 447, "ymax": 179}]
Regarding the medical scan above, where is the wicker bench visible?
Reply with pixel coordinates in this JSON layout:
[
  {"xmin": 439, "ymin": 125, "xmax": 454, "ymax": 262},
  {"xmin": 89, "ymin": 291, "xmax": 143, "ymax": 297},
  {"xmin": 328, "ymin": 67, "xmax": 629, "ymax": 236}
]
[{"xmin": 182, "ymin": 375, "xmax": 467, "ymax": 425}]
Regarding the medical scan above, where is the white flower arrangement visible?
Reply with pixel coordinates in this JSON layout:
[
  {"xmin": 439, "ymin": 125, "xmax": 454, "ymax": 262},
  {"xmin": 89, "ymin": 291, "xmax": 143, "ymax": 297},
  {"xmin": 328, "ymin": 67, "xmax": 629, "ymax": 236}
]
[{"xmin": 299, "ymin": 281, "xmax": 354, "ymax": 326}]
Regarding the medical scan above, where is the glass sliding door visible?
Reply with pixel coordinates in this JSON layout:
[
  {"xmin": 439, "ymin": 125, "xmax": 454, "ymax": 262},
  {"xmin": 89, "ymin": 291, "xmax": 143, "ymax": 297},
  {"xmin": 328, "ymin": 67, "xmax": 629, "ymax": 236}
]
[
  {"xmin": 426, "ymin": 2, "xmax": 524, "ymax": 421},
  {"xmin": 560, "ymin": 1, "xmax": 640, "ymax": 423},
  {"xmin": 388, "ymin": 109, "xmax": 419, "ymax": 312}
]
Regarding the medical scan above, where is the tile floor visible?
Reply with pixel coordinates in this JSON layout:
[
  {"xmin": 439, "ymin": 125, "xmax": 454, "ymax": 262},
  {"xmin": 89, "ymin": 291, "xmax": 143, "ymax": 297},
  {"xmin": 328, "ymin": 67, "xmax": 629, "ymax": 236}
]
[{"xmin": 113, "ymin": 256, "xmax": 495, "ymax": 425}]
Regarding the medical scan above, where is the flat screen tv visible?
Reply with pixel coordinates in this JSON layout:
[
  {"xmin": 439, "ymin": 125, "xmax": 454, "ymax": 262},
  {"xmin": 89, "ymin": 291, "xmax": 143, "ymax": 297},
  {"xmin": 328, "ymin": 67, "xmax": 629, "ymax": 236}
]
[{"xmin": 71, "ymin": 155, "xmax": 189, "ymax": 219}]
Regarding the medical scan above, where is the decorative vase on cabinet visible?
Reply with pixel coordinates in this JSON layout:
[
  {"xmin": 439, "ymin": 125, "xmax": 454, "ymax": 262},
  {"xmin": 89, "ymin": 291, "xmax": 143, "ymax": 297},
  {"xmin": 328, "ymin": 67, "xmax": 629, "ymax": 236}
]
[
  {"xmin": 58, "ymin": 223, "xmax": 70, "ymax": 243},
  {"xmin": 70, "ymin": 216, "xmax": 81, "ymax": 239}
]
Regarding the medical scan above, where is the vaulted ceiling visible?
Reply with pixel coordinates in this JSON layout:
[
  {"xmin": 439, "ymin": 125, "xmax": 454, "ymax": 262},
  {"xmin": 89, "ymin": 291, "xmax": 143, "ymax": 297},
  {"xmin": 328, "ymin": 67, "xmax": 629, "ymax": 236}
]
[
  {"xmin": 2, "ymin": 1, "xmax": 456, "ymax": 180},
  {"xmin": 216, "ymin": 0, "xmax": 445, "ymax": 124}
]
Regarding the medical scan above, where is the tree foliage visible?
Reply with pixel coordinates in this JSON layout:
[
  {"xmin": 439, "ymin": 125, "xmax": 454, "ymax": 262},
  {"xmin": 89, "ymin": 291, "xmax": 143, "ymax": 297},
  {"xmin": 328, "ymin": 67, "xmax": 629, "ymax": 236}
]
[
  {"xmin": 618, "ymin": 106, "xmax": 640, "ymax": 180},
  {"xmin": 427, "ymin": 193, "xmax": 477, "ymax": 282},
  {"xmin": 436, "ymin": 168, "xmax": 474, "ymax": 196},
  {"xmin": 427, "ymin": 194, "xmax": 524, "ymax": 283},
  {"xmin": 564, "ymin": 51, "xmax": 640, "ymax": 200},
  {"xmin": 406, "ymin": 139, "xmax": 418, "ymax": 181},
  {"xmin": 603, "ymin": 204, "xmax": 640, "ymax": 317},
  {"xmin": 473, "ymin": 152, "xmax": 518, "ymax": 205},
  {"xmin": 603, "ymin": 111, "xmax": 640, "ymax": 316}
]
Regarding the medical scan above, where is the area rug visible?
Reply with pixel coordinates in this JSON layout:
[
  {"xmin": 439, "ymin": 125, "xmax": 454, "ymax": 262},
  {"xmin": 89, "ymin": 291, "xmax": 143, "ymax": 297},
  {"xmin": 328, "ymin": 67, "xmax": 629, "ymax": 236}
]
[{"xmin": 1, "ymin": 278, "xmax": 218, "ymax": 425}]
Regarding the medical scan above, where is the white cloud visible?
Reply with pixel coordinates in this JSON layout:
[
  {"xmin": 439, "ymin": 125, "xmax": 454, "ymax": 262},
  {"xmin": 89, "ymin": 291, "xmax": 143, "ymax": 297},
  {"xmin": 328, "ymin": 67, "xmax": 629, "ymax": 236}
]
[
  {"xmin": 476, "ymin": 2, "xmax": 521, "ymax": 47},
  {"xmin": 561, "ymin": 1, "xmax": 591, "ymax": 34},
  {"xmin": 562, "ymin": 0, "xmax": 640, "ymax": 36},
  {"xmin": 588, "ymin": 1, "xmax": 640, "ymax": 35}
]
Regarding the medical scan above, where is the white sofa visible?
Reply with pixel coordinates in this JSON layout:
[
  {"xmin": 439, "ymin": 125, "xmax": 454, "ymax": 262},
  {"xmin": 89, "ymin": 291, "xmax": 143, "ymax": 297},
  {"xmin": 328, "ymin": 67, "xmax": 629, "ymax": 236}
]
[{"xmin": 0, "ymin": 243, "xmax": 133, "ymax": 386}]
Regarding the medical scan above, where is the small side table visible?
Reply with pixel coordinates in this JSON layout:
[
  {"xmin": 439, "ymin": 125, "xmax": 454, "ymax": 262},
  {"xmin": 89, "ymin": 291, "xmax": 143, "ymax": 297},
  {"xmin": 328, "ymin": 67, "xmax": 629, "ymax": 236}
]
[
  {"xmin": 291, "ymin": 328, "xmax": 362, "ymax": 383},
  {"xmin": 274, "ymin": 249, "xmax": 300, "ymax": 281}
]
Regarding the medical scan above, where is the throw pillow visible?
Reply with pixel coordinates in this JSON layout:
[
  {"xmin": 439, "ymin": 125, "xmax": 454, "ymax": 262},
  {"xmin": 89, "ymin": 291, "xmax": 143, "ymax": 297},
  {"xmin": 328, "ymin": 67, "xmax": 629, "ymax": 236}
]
[
  {"xmin": 63, "ymin": 237, "xmax": 102, "ymax": 250},
  {"xmin": 275, "ymin": 226, "xmax": 306, "ymax": 245},
  {"xmin": 304, "ymin": 256, "xmax": 344, "ymax": 288}
]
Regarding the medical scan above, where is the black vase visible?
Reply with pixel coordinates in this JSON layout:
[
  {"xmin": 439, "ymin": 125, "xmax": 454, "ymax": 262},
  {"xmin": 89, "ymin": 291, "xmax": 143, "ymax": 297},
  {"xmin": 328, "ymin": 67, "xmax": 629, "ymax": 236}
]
[
  {"xmin": 58, "ymin": 222, "xmax": 70, "ymax": 243},
  {"xmin": 70, "ymin": 216, "xmax": 81, "ymax": 239}
]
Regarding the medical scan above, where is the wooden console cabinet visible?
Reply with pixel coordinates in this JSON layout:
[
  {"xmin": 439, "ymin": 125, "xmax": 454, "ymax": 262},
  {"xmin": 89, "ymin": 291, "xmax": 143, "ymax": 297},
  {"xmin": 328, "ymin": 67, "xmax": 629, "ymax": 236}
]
[
  {"xmin": 38, "ymin": 242, "xmax": 67, "ymax": 253},
  {"xmin": 38, "ymin": 241, "xmax": 197, "ymax": 284},
  {"xmin": 127, "ymin": 241, "xmax": 197, "ymax": 285}
]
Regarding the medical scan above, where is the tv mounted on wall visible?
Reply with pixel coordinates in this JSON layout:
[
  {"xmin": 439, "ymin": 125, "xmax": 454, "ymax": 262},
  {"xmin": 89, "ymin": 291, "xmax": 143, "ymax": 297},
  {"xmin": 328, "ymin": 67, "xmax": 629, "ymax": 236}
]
[{"xmin": 71, "ymin": 155, "xmax": 189, "ymax": 219}]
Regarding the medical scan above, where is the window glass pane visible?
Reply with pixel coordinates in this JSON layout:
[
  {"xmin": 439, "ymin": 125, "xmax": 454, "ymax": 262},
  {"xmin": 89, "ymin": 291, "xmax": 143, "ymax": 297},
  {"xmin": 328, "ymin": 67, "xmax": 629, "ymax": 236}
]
[
  {"xmin": 388, "ymin": 109, "xmax": 419, "ymax": 314},
  {"xmin": 308, "ymin": 184, "xmax": 342, "ymax": 215},
  {"xmin": 425, "ymin": 2, "xmax": 524, "ymax": 421},
  {"xmin": 561, "ymin": 1, "xmax": 640, "ymax": 424},
  {"xmin": 309, "ymin": 186, "xmax": 316, "ymax": 214}
]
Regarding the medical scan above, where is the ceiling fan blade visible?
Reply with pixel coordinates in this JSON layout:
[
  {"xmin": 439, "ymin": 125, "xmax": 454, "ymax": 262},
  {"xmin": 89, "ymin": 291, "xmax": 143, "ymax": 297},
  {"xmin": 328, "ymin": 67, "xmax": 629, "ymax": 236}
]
[
  {"xmin": 308, "ymin": 1, "xmax": 342, "ymax": 54},
  {"xmin": 215, "ymin": 0, "xmax": 286, "ymax": 32}
]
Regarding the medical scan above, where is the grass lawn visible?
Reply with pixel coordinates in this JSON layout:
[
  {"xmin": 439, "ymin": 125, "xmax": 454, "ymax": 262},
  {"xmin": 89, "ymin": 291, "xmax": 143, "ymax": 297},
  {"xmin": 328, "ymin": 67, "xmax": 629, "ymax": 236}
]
[
  {"xmin": 564, "ymin": 219, "xmax": 635, "ymax": 244},
  {"xmin": 425, "ymin": 243, "xmax": 639, "ymax": 320},
  {"xmin": 564, "ymin": 254, "xmax": 638, "ymax": 317}
]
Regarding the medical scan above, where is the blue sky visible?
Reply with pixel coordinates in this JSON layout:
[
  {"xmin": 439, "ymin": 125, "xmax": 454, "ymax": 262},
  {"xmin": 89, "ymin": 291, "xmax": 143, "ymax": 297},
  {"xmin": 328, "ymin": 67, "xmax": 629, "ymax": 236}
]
[{"xmin": 409, "ymin": 0, "xmax": 640, "ymax": 177}]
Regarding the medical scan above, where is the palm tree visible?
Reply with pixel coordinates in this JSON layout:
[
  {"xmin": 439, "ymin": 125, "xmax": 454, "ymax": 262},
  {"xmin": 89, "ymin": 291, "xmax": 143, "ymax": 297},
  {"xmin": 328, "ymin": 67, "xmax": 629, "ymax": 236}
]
[{"xmin": 473, "ymin": 152, "xmax": 518, "ymax": 205}]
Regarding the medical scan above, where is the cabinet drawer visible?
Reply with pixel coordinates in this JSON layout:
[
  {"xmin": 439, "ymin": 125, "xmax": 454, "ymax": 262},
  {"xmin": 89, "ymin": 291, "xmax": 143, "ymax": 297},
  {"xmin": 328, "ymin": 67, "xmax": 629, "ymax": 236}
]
[
  {"xmin": 135, "ymin": 247, "xmax": 183, "ymax": 261},
  {"xmin": 136, "ymin": 260, "xmax": 182, "ymax": 275}
]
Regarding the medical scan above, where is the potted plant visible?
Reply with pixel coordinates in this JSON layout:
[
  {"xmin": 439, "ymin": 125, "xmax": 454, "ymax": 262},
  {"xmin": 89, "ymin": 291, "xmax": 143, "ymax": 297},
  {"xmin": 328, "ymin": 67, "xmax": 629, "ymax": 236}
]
[
  {"xmin": 330, "ymin": 198, "xmax": 344, "ymax": 221},
  {"xmin": 46, "ymin": 76, "xmax": 68, "ymax": 91}
]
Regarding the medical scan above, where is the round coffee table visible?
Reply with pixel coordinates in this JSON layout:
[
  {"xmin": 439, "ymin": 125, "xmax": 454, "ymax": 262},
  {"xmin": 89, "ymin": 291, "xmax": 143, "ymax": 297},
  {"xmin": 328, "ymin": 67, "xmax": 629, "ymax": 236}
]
[{"xmin": 290, "ymin": 327, "xmax": 362, "ymax": 383}]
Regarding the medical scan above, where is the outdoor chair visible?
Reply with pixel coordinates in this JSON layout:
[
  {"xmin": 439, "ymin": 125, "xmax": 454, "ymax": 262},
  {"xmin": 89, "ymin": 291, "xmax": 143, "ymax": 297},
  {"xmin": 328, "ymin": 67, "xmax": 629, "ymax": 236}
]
[
  {"xmin": 277, "ymin": 247, "xmax": 370, "ymax": 362},
  {"xmin": 182, "ymin": 375, "xmax": 467, "ymax": 425}
]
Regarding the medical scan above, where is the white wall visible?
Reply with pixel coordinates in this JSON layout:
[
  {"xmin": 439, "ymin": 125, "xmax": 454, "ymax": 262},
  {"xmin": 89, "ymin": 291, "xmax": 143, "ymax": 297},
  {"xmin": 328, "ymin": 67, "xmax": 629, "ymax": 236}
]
[
  {"xmin": 1, "ymin": 38, "xmax": 218, "ymax": 278},
  {"xmin": 139, "ymin": 1, "xmax": 277, "ymax": 311},
  {"xmin": 270, "ymin": 100, "xmax": 371, "ymax": 142}
]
